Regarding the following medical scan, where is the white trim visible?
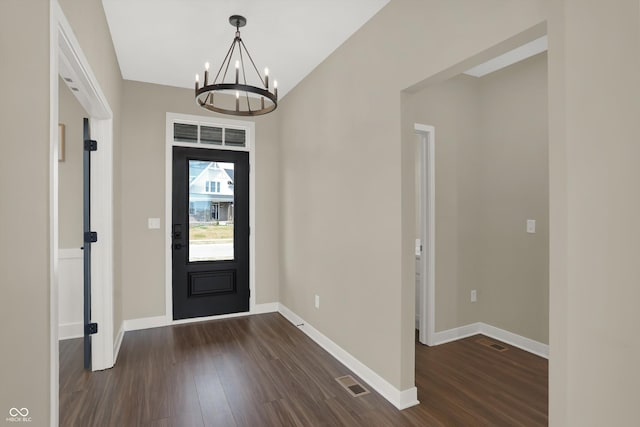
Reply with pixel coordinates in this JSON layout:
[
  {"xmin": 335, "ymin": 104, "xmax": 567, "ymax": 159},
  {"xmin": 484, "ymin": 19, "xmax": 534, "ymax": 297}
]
[
  {"xmin": 124, "ymin": 315, "xmax": 167, "ymax": 332},
  {"xmin": 56, "ymin": 11, "xmax": 111, "ymax": 119},
  {"xmin": 165, "ymin": 112, "xmax": 256, "ymax": 324},
  {"xmin": 414, "ymin": 124, "xmax": 436, "ymax": 346},
  {"xmin": 478, "ymin": 323, "xmax": 549, "ymax": 359},
  {"xmin": 463, "ymin": 36, "xmax": 548, "ymax": 78},
  {"xmin": 278, "ymin": 304, "xmax": 419, "ymax": 410},
  {"xmin": 57, "ymin": 248, "xmax": 82, "ymax": 342},
  {"xmin": 431, "ymin": 322, "xmax": 549, "ymax": 359},
  {"xmin": 113, "ymin": 322, "xmax": 125, "ymax": 364},
  {"xmin": 122, "ymin": 303, "xmax": 279, "ymax": 332},
  {"xmin": 170, "ymin": 309, "xmax": 256, "ymax": 326},
  {"xmin": 165, "ymin": 116, "xmax": 172, "ymax": 322},
  {"xmin": 252, "ymin": 302, "xmax": 279, "ymax": 314},
  {"xmin": 432, "ymin": 322, "xmax": 482, "ymax": 345},
  {"xmin": 59, "ymin": 322, "xmax": 84, "ymax": 340},
  {"xmin": 88, "ymin": 118, "xmax": 115, "ymax": 371},
  {"xmin": 58, "ymin": 248, "xmax": 83, "ymax": 259},
  {"xmin": 397, "ymin": 387, "xmax": 421, "ymax": 410}
]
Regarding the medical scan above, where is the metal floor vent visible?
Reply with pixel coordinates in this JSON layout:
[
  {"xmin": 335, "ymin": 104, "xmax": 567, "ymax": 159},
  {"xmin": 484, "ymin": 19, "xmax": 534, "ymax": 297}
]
[
  {"xmin": 476, "ymin": 337, "xmax": 509, "ymax": 352},
  {"xmin": 335, "ymin": 375, "xmax": 370, "ymax": 397}
]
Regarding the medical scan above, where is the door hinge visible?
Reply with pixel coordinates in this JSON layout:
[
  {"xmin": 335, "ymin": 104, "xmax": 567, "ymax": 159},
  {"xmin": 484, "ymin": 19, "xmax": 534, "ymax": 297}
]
[
  {"xmin": 85, "ymin": 323, "xmax": 98, "ymax": 335},
  {"xmin": 84, "ymin": 139, "xmax": 98, "ymax": 151},
  {"xmin": 84, "ymin": 231, "xmax": 98, "ymax": 243}
]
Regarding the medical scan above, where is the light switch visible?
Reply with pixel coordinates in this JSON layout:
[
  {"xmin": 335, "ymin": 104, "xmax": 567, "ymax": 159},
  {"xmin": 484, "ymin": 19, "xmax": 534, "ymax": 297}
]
[
  {"xmin": 148, "ymin": 218, "xmax": 161, "ymax": 229},
  {"xmin": 526, "ymin": 219, "xmax": 536, "ymax": 234}
]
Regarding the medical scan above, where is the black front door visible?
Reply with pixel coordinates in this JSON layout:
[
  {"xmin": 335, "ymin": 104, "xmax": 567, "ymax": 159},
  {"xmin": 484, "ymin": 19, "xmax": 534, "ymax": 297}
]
[{"xmin": 172, "ymin": 147, "xmax": 249, "ymax": 320}]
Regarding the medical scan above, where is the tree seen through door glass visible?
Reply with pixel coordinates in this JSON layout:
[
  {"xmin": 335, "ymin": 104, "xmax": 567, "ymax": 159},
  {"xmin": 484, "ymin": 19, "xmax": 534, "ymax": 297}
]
[{"xmin": 188, "ymin": 160, "xmax": 234, "ymax": 261}]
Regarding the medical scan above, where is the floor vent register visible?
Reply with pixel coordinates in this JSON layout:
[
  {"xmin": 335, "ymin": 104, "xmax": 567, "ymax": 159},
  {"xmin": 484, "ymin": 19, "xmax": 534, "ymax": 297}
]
[
  {"xmin": 476, "ymin": 337, "xmax": 509, "ymax": 352},
  {"xmin": 335, "ymin": 375, "xmax": 371, "ymax": 397}
]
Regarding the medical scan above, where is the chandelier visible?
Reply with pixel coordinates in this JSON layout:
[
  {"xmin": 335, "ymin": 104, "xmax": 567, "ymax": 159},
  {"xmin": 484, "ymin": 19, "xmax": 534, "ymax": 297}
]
[{"xmin": 195, "ymin": 15, "xmax": 278, "ymax": 116}]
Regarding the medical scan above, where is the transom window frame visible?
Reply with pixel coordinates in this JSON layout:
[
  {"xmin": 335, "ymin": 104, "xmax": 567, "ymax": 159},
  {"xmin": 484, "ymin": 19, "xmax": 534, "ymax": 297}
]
[{"xmin": 171, "ymin": 116, "xmax": 251, "ymax": 152}]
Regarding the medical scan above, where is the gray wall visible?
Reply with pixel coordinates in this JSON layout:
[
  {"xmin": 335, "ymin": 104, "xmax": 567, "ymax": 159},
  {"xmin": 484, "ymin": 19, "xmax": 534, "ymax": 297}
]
[
  {"xmin": 406, "ymin": 53, "xmax": 548, "ymax": 343},
  {"xmin": 0, "ymin": 0, "xmax": 51, "ymax": 422},
  {"xmin": 406, "ymin": 74, "xmax": 482, "ymax": 332},
  {"xmin": 278, "ymin": 0, "xmax": 547, "ymax": 391},
  {"xmin": 119, "ymin": 81, "xmax": 281, "ymax": 320},
  {"xmin": 58, "ymin": 77, "xmax": 87, "ymax": 249},
  {"xmin": 548, "ymin": 1, "xmax": 640, "ymax": 425},
  {"xmin": 477, "ymin": 53, "xmax": 548, "ymax": 343}
]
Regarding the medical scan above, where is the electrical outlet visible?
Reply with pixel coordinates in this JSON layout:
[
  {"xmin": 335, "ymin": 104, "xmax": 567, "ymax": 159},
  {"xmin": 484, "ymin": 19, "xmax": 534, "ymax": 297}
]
[
  {"xmin": 314, "ymin": 294, "xmax": 320, "ymax": 309},
  {"xmin": 471, "ymin": 290, "xmax": 477, "ymax": 302}
]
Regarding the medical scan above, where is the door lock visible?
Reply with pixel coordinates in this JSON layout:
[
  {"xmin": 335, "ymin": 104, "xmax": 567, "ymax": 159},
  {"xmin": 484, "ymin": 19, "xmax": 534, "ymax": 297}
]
[{"xmin": 174, "ymin": 243, "xmax": 182, "ymax": 250}]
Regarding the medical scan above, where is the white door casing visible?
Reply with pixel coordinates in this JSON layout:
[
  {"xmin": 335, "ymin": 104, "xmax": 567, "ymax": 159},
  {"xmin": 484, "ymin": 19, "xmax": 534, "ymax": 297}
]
[{"xmin": 415, "ymin": 124, "xmax": 436, "ymax": 346}]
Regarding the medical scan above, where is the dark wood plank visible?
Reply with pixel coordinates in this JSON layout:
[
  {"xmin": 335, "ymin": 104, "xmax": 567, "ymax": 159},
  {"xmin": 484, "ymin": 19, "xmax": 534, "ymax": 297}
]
[
  {"xmin": 194, "ymin": 371, "xmax": 237, "ymax": 427},
  {"xmin": 60, "ymin": 313, "xmax": 548, "ymax": 426}
]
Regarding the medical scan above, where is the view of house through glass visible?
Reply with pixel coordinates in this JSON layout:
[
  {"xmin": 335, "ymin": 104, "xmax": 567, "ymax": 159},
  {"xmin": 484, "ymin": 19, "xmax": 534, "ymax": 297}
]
[{"xmin": 188, "ymin": 160, "xmax": 235, "ymax": 262}]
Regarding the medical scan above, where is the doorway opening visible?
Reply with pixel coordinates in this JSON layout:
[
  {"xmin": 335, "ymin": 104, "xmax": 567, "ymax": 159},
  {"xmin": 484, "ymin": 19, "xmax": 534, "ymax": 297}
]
[
  {"xmin": 51, "ymin": 2, "xmax": 115, "ymax": 422},
  {"xmin": 414, "ymin": 124, "xmax": 436, "ymax": 346}
]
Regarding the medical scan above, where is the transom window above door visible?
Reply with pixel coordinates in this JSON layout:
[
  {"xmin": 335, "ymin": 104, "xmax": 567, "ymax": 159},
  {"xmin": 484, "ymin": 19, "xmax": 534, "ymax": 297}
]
[{"xmin": 173, "ymin": 122, "xmax": 247, "ymax": 148}]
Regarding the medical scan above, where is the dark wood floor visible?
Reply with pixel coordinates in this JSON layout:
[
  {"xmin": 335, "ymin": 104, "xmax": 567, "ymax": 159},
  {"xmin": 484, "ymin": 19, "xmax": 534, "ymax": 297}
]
[{"xmin": 60, "ymin": 313, "xmax": 547, "ymax": 426}]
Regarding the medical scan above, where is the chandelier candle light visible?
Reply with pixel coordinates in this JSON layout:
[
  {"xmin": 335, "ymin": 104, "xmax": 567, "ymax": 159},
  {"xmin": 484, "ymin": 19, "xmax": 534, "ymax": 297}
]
[{"xmin": 195, "ymin": 15, "xmax": 278, "ymax": 116}]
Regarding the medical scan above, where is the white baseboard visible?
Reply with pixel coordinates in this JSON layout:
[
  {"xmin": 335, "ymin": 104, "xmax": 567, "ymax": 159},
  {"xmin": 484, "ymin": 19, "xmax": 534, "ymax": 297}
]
[
  {"xmin": 113, "ymin": 322, "xmax": 125, "ymax": 364},
  {"xmin": 278, "ymin": 304, "xmax": 419, "ymax": 410},
  {"xmin": 59, "ymin": 322, "xmax": 83, "ymax": 340},
  {"xmin": 123, "ymin": 315, "xmax": 167, "ymax": 332},
  {"xmin": 253, "ymin": 302, "xmax": 279, "ymax": 314},
  {"xmin": 432, "ymin": 322, "xmax": 482, "ymax": 345},
  {"xmin": 432, "ymin": 322, "xmax": 549, "ymax": 359},
  {"xmin": 478, "ymin": 323, "xmax": 549, "ymax": 359},
  {"xmin": 123, "ymin": 302, "xmax": 280, "ymax": 332}
]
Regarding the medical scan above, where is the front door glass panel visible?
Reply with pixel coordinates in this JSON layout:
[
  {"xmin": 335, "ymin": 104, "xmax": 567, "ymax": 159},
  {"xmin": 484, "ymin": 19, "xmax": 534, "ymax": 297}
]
[{"xmin": 188, "ymin": 160, "xmax": 235, "ymax": 262}]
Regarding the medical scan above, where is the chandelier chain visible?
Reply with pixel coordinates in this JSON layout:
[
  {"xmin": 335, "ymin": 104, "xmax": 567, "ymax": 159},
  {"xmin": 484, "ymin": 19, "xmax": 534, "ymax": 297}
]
[{"xmin": 239, "ymin": 39, "xmax": 265, "ymax": 87}]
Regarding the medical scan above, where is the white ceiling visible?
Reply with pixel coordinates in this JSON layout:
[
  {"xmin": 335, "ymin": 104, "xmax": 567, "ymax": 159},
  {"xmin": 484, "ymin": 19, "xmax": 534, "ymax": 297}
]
[{"xmin": 102, "ymin": 0, "xmax": 389, "ymax": 98}]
